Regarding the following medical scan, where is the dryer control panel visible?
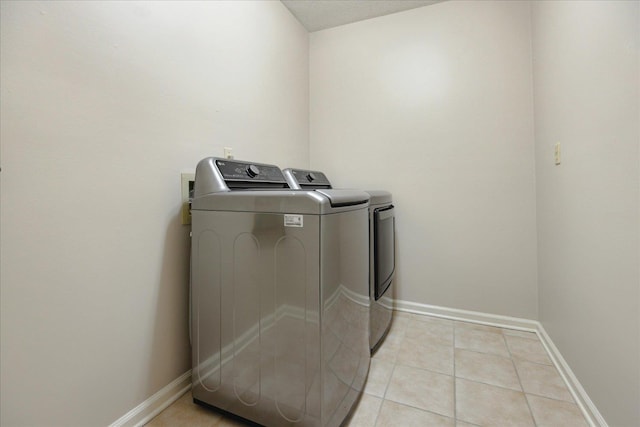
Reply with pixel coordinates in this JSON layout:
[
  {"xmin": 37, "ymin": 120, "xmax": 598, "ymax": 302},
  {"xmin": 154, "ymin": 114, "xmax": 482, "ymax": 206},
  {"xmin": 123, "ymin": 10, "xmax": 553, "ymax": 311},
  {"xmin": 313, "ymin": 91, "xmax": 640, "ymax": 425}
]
[{"xmin": 283, "ymin": 168, "xmax": 332, "ymax": 189}]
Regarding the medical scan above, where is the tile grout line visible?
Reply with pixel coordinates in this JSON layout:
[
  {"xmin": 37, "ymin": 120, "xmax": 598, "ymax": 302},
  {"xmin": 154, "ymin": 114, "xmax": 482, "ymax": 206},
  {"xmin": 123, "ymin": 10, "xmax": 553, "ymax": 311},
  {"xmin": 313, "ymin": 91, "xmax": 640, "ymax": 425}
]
[
  {"xmin": 503, "ymin": 331, "xmax": 538, "ymax": 427},
  {"xmin": 371, "ymin": 395, "xmax": 382, "ymax": 427},
  {"xmin": 372, "ymin": 322, "xmax": 401, "ymax": 427},
  {"xmin": 392, "ymin": 315, "xmax": 459, "ymax": 422},
  {"xmin": 380, "ymin": 398, "xmax": 457, "ymax": 423},
  {"xmin": 444, "ymin": 374, "xmax": 524, "ymax": 394},
  {"xmin": 378, "ymin": 316, "xmax": 465, "ymax": 424},
  {"xmin": 532, "ymin": 328, "xmax": 596, "ymax": 426}
]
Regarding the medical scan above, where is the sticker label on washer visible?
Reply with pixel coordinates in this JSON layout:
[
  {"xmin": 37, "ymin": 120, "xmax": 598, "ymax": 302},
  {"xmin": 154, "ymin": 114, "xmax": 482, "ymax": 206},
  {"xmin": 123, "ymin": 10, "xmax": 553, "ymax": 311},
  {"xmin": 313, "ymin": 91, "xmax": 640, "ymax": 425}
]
[{"xmin": 284, "ymin": 214, "xmax": 303, "ymax": 227}]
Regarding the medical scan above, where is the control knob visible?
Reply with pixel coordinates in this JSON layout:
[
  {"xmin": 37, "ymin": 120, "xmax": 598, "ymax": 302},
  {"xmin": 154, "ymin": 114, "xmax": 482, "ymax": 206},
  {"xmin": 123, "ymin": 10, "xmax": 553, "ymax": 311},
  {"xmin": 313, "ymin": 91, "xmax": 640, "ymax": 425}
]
[
  {"xmin": 306, "ymin": 172, "xmax": 316, "ymax": 182},
  {"xmin": 246, "ymin": 164, "xmax": 260, "ymax": 178}
]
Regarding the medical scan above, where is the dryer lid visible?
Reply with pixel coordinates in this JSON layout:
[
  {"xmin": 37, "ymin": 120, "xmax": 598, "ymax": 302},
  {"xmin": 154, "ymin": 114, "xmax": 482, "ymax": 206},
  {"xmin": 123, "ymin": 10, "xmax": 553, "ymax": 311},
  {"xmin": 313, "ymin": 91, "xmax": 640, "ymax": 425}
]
[
  {"xmin": 366, "ymin": 190, "xmax": 392, "ymax": 206},
  {"xmin": 316, "ymin": 189, "xmax": 369, "ymax": 207}
]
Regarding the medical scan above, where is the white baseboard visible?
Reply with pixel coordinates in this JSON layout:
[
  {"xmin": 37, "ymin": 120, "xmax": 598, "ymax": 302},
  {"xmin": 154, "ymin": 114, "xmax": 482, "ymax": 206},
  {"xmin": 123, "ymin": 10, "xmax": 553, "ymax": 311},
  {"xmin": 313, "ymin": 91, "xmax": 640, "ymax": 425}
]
[
  {"xmin": 536, "ymin": 327, "xmax": 609, "ymax": 427},
  {"xmin": 393, "ymin": 298, "xmax": 608, "ymax": 427},
  {"xmin": 109, "ymin": 370, "xmax": 192, "ymax": 427},
  {"xmin": 394, "ymin": 299, "xmax": 540, "ymax": 331}
]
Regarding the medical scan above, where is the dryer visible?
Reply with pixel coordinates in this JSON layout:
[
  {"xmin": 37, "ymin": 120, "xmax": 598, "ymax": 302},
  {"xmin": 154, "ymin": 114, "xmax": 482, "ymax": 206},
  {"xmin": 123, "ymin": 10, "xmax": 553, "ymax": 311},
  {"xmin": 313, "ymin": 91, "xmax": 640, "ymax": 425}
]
[
  {"xmin": 282, "ymin": 169, "xmax": 395, "ymax": 353},
  {"xmin": 190, "ymin": 158, "xmax": 371, "ymax": 427}
]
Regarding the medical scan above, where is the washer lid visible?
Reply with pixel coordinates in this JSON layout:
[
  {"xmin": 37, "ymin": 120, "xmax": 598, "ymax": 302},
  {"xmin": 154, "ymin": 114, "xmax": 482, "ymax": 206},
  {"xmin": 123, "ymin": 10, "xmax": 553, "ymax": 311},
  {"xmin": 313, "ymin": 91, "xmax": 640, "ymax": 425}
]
[
  {"xmin": 192, "ymin": 190, "xmax": 369, "ymax": 214},
  {"xmin": 316, "ymin": 189, "xmax": 369, "ymax": 207}
]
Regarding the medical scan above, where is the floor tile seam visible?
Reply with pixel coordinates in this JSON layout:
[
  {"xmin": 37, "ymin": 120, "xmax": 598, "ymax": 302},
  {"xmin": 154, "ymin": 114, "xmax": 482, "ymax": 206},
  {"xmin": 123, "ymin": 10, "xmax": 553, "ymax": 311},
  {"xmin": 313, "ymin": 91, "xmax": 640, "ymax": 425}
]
[
  {"xmin": 523, "ymin": 395, "xmax": 544, "ymax": 427},
  {"xmin": 400, "ymin": 337, "xmax": 454, "ymax": 350},
  {"xmin": 512, "ymin": 355, "xmax": 554, "ymax": 367},
  {"xmin": 407, "ymin": 315, "xmax": 455, "ymax": 325},
  {"xmin": 455, "ymin": 327, "xmax": 505, "ymax": 336},
  {"xmin": 401, "ymin": 329, "xmax": 454, "ymax": 339},
  {"xmin": 396, "ymin": 339, "xmax": 454, "ymax": 355},
  {"xmin": 409, "ymin": 320, "xmax": 455, "ymax": 330},
  {"xmin": 454, "ymin": 374, "xmax": 523, "ymax": 393},
  {"xmin": 454, "ymin": 326, "xmax": 511, "ymax": 336},
  {"xmin": 403, "ymin": 328, "xmax": 453, "ymax": 339},
  {"xmin": 455, "ymin": 413, "xmax": 496, "ymax": 427},
  {"xmin": 453, "ymin": 320, "xmax": 504, "ymax": 335},
  {"xmin": 393, "ymin": 361, "xmax": 453, "ymax": 377},
  {"xmin": 451, "ymin": 323, "xmax": 509, "ymax": 333},
  {"xmin": 362, "ymin": 386, "xmax": 387, "ymax": 402},
  {"xmin": 502, "ymin": 330, "xmax": 538, "ymax": 427},
  {"xmin": 454, "ymin": 329, "xmax": 509, "ymax": 340},
  {"xmin": 452, "ymin": 344, "xmax": 511, "ymax": 359},
  {"xmin": 523, "ymin": 390, "xmax": 577, "ymax": 405},
  {"xmin": 380, "ymin": 358, "xmax": 398, "ymax": 400},
  {"xmin": 504, "ymin": 336, "xmax": 554, "ymax": 364},
  {"xmin": 524, "ymin": 394, "xmax": 590, "ymax": 426},
  {"xmin": 406, "ymin": 312, "xmax": 454, "ymax": 323},
  {"xmin": 368, "ymin": 394, "xmax": 384, "ymax": 427},
  {"xmin": 394, "ymin": 360, "xmax": 455, "ymax": 378},
  {"xmin": 381, "ymin": 396, "xmax": 456, "ymax": 422},
  {"xmin": 503, "ymin": 333, "xmax": 543, "ymax": 343},
  {"xmin": 455, "ymin": 377, "xmax": 525, "ymax": 393},
  {"xmin": 455, "ymin": 346, "xmax": 516, "ymax": 361},
  {"xmin": 502, "ymin": 330, "xmax": 539, "ymax": 339},
  {"xmin": 531, "ymin": 328, "xmax": 599, "ymax": 426},
  {"xmin": 405, "ymin": 318, "xmax": 453, "ymax": 328}
]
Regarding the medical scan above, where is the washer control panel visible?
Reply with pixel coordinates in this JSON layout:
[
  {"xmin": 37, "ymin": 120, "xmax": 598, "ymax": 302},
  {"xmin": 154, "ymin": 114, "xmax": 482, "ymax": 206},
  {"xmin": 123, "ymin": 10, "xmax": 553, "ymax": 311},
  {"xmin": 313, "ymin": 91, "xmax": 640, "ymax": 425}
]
[{"xmin": 215, "ymin": 159, "xmax": 286, "ymax": 182}]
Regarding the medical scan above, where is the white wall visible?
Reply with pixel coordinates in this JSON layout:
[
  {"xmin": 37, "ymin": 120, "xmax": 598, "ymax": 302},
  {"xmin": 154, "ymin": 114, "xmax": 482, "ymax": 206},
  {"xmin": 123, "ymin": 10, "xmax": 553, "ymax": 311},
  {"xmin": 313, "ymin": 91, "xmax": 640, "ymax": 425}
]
[
  {"xmin": 0, "ymin": 1, "xmax": 308, "ymax": 425},
  {"xmin": 3, "ymin": 1, "xmax": 638, "ymax": 425},
  {"xmin": 532, "ymin": 2, "xmax": 639, "ymax": 426},
  {"xmin": 310, "ymin": 0, "xmax": 538, "ymax": 319}
]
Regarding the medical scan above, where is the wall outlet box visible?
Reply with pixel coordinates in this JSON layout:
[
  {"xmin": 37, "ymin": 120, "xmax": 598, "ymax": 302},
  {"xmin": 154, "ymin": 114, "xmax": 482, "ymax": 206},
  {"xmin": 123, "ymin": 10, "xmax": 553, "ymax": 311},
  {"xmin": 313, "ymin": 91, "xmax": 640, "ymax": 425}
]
[{"xmin": 181, "ymin": 173, "xmax": 195, "ymax": 225}]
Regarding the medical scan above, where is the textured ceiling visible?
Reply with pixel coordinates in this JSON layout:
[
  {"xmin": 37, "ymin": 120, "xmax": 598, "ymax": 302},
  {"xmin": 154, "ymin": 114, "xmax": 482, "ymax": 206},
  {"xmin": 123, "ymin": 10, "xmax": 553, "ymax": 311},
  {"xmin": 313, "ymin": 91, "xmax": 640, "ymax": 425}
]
[{"xmin": 281, "ymin": 0, "xmax": 443, "ymax": 32}]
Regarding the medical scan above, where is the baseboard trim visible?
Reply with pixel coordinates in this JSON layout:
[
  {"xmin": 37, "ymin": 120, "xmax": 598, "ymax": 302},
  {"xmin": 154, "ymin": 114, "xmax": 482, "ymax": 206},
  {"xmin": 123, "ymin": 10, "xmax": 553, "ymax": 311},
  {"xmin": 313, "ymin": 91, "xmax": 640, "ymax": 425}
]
[
  {"xmin": 393, "ymin": 298, "xmax": 608, "ymax": 427},
  {"xmin": 536, "ymin": 327, "xmax": 609, "ymax": 427},
  {"xmin": 393, "ymin": 299, "xmax": 540, "ymax": 331},
  {"xmin": 109, "ymin": 370, "xmax": 192, "ymax": 427}
]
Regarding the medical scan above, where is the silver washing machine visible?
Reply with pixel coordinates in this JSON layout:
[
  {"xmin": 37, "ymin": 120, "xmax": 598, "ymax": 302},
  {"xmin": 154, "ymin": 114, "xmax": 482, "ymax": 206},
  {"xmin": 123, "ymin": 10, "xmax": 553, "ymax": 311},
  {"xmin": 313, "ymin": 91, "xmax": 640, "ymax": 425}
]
[
  {"xmin": 282, "ymin": 169, "xmax": 395, "ymax": 353},
  {"xmin": 190, "ymin": 158, "xmax": 371, "ymax": 427}
]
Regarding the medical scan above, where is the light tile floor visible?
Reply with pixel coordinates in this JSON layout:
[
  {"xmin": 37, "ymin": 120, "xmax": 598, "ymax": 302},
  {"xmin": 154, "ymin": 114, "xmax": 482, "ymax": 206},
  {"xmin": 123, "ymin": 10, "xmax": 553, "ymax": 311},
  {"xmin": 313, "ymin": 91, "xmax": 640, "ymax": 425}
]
[{"xmin": 146, "ymin": 312, "xmax": 589, "ymax": 427}]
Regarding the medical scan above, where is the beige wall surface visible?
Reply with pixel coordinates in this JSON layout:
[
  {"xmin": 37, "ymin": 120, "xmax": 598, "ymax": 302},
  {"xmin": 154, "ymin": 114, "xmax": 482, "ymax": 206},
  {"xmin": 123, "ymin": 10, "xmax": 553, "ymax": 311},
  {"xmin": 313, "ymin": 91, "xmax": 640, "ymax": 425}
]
[
  {"xmin": 532, "ymin": 2, "xmax": 640, "ymax": 426},
  {"xmin": 309, "ymin": 0, "xmax": 539, "ymax": 319},
  {"xmin": 0, "ymin": 1, "xmax": 308, "ymax": 425},
  {"xmin": 3, "ymin": 1, "xmax": 639, "ymax": 426}
]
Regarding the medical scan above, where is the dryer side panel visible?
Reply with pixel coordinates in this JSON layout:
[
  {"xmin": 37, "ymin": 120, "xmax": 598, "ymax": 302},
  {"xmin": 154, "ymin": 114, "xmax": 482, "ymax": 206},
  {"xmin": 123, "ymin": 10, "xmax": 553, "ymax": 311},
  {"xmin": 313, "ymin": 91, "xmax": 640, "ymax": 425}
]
[{"xmin": 319, "ymin": 208, "xmax": 371, "ymax": 427}]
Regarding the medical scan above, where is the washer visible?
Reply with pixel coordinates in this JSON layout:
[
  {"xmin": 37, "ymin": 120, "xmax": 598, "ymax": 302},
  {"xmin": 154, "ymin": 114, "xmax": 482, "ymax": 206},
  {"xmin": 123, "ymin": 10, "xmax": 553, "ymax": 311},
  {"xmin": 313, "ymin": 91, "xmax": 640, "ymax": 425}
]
[
  {"xmin": 282, "ymin": 169, "xmax": 395, "ymax": 353},
  {"xmin": 190, "ymin": 158, "xmax": 371, "ymax": 427}
]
